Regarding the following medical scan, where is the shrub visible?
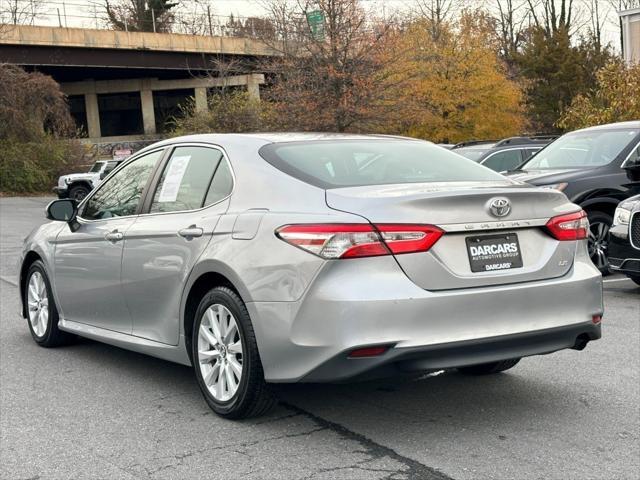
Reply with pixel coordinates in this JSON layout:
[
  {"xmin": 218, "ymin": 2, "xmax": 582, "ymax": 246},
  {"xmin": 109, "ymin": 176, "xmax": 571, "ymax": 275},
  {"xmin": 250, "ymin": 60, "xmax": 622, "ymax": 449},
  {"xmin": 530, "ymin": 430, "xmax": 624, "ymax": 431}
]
[
  {"xmin": 0, "ymin": 137, "xmax": 84, "ymax": 194},
  {"xmin": 170, "ymin": 90, "xmax": 274, "ymax": 135},
  {"xmin": 0, "ymin": 64, "xmax": 83, "ymax": 194}
]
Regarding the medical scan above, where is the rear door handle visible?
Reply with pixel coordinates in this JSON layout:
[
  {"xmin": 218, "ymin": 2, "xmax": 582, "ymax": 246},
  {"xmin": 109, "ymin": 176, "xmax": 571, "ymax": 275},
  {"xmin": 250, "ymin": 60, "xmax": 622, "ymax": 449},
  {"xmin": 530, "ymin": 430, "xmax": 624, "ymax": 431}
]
[
  {"xmin": 104, "ymin": 230, "xmax": 124, "ymax": 242},
  {"xmin": 178, "ymin": 225, "xmax": 203, "ymax": 239}
]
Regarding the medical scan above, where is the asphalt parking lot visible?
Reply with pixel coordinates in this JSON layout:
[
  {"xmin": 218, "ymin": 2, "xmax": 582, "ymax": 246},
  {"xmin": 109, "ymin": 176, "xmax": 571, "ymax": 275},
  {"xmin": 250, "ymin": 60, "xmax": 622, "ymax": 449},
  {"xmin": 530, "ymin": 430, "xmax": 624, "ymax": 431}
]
[{"xmin": 1, "ymin": 196, "xmax": 638, "ymax": 480}]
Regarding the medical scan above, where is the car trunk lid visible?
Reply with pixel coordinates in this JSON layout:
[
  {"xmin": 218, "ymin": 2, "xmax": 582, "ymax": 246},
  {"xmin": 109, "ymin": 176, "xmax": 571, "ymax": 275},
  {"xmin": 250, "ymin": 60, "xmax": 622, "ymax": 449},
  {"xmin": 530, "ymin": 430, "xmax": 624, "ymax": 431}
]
[{"xmin": 325, "ymin": 181, "xmax": 580, "ymax": 290}]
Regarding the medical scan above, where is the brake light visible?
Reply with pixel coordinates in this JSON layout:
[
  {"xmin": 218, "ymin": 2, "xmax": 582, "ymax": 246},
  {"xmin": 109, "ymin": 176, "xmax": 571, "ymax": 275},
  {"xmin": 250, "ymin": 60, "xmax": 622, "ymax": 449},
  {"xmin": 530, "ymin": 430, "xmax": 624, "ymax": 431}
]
[
  {"xmin": 275, "ymin": 224, "xmax": 444, "ymax": 259},
  {"xmin": 545, "ymin": 210, "xmax": 589, "ymax": 241}
]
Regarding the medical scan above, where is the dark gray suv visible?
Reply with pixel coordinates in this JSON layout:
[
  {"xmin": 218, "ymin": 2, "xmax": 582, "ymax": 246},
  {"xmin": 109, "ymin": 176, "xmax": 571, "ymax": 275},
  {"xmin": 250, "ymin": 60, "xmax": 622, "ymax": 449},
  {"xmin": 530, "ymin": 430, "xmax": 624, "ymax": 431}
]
[{"xmin": 453, "ymin": 136, "xmax": 557, "ymax": 172}]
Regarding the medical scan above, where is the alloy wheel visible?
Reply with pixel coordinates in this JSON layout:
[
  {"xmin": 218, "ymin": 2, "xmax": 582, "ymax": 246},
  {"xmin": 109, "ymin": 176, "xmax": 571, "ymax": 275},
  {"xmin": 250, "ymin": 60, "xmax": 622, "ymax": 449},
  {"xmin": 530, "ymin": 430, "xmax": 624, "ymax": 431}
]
[
  {"xmin": 587, "ymin": 220, "xmax": 610, "ymax": 271},
  {"xmin": 197, "ymin": 304, "xmax": 243, "ymax": 402},
  {"xmin": 27, "ymin": 271, "xmax": 49, "ymax": 337}
]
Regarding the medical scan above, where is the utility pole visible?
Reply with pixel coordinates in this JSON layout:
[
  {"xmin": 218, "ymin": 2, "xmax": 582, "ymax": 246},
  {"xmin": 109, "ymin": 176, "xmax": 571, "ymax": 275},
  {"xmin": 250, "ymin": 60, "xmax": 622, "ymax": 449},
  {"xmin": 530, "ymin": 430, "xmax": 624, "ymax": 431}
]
[
  {"xmin": 152, "ymin": 8, "xmax": 156, "ymax": 33},
  {"xmin": 207, "ymin": 5, "xmax": 213, "ymax": 36}
]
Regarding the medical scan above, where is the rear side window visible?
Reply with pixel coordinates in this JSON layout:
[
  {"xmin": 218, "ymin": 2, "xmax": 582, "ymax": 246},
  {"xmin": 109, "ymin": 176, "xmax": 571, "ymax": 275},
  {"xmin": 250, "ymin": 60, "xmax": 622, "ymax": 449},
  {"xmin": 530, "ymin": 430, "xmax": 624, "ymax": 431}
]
[
  {"xmin": 204, "ymin": 159, "xmax": 233, "ymax": 205},
  {"xmin": 150, "ymin": 146, "xmax": 225, "ymax": 213},
  {"xmin": 259, "ymin": 140, "xmax": 505, "ymax": 189}
]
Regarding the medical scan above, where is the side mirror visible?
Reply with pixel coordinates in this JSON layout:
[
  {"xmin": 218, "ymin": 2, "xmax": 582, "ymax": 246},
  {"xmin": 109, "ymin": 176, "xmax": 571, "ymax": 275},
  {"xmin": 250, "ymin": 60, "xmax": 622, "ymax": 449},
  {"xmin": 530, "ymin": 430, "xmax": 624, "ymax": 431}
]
[{"xmin": 46, "ymin": 199, "xmax": 77, "ymax": 222}]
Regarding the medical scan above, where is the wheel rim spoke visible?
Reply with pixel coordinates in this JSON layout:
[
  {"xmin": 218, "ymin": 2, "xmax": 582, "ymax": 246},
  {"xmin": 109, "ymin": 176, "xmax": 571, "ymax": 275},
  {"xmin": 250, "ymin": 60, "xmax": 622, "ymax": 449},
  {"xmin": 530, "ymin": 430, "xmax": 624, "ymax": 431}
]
[
  {"xmin": 228, "ymin": 357, "xmax": 242, "ymax": 377},
  {"xmin": 199, "ymin": 324, "xmax": 217, "ymax": 348},
  {"xmin": 198, "ymin": 303, "xmax": 244, "ymax": 402},
  {"xmin": 198, "ymin": 349, "xmax": 220, "ymax": 363},
  {"xmin": 203, "ymin": 363, "xmax": 220, "ymax": 387},
  {"xmin": 227, "ymin": 340, "xmax": 242, "ymax": 355}
]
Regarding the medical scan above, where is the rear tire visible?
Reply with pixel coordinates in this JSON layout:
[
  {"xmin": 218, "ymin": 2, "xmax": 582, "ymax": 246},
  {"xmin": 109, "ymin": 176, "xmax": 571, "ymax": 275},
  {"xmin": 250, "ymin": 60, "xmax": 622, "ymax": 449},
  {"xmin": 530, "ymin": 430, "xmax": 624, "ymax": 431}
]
[
  {"xmin": 24, "ymin": 260, "xmax": 74, "ymax": 347},
  {"xmin": 586, "ymin": 210, "xmax": 612, "ymax": 275},
  {"xmin": 192, "ymin": 286, "xmax": 276, "ymax": 419},
  {"xmin": 457, "ymin": 358, "xmax": 520, "ymax": 375}
]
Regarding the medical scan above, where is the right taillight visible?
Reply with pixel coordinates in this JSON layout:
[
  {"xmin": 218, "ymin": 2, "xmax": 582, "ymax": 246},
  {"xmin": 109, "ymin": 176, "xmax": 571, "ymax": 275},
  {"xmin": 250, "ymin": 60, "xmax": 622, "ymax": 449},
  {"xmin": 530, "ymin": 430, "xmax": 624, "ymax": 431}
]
[{"xmin": 545, "ymin": 210, "xmax": 589, "ymax": 241}]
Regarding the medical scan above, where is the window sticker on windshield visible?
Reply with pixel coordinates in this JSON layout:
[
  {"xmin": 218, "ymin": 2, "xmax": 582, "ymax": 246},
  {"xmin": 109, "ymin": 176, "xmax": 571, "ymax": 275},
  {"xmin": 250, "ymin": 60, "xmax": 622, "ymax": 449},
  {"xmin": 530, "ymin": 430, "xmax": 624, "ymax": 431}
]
[{"xmin": 158, "ymin": 156, "xmax": 191, "ymax": 202}]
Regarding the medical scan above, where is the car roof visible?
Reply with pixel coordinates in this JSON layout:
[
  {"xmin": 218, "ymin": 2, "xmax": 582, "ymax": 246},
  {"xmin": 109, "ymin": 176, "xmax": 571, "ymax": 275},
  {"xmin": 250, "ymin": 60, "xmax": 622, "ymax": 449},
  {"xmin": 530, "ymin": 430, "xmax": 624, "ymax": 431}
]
[
  {"xmin": 456, "ymin": 144, "xmax": 496, "ymax": 151},
  {"xmin": 572, "ymin": 121, "xmax": 640, "ymax": 133},
  {"xmin": 153, "ymin": 132, "xmax": 424, "ymax": 145}
]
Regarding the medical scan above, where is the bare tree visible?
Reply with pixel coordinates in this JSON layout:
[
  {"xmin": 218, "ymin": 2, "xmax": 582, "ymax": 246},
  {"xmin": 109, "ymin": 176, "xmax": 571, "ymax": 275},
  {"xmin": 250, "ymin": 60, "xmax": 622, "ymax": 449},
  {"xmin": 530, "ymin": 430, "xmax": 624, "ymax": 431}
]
[
  {"xmin": 260, "ymin": 0, "xmax": 399, "ymax": 132},
  {"xmin": 0, "ymin": 0, "xmax": 45, "ymax": 25},
  {"xmin": 172, "ymin": 0, "xmax": 217, "ymax": 36},
  {"xmin": 494, "ymin": 0, "xmax": 531, "ymax": 63},
  {"xmin": 413, "ymin": 0, "xmax": 462, "ymax": 40},
  {"xmin": 526, "ymin": 0, "xmax": 579, "ymax": 36},
  {"xmin": 583, "ymin": 0, "xmax": 612, "ymax": 50}
]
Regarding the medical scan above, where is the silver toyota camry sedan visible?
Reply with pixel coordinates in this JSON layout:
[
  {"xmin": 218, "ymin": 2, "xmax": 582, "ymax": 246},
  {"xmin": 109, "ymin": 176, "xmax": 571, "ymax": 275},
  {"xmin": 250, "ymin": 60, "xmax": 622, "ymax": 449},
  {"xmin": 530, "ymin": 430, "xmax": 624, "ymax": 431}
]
[{"xmin": 19, "ymin": 133, "xmax": 603, "ymax": 418}]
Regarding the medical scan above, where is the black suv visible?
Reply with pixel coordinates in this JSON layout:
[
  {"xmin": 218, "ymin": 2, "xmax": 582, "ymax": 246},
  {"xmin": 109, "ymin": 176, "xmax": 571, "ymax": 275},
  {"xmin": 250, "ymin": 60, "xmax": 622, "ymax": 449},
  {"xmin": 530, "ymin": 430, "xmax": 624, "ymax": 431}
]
[
  {"xmin": 452, "ymin": 136, "xmax": 557, "ymax": 172},
  {"xmin": 505, "ymin": 121, "xmax": 640, "ymax": 273}
]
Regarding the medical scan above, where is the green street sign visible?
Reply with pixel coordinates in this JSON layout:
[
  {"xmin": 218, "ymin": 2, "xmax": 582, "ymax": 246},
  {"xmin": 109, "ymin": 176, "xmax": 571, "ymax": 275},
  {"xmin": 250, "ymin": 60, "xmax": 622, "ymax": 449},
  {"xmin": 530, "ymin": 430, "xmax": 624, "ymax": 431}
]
[{"xmin": 306, "ymin": 10, "xmax": 325, "ymax": 41}]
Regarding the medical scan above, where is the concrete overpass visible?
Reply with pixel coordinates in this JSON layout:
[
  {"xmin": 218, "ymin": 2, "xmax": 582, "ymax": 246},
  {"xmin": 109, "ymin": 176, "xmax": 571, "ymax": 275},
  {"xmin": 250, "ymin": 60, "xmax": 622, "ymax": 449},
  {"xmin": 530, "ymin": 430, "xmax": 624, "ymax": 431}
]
[{"xmin": 0, "ymin": 25, "xmax": 276, "ymax": 145}]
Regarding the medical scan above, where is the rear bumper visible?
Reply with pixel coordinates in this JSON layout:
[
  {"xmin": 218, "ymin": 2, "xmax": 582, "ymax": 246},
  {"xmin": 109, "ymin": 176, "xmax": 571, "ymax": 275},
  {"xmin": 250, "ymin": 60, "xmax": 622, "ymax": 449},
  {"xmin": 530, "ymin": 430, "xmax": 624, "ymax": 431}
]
[
  {"xmin": 249, "ymin": 247, "xmax": 603, "ymax": 383},
  {"xmin": 300, "ymin": 322, "xmax": 601, "ymax": 382}
]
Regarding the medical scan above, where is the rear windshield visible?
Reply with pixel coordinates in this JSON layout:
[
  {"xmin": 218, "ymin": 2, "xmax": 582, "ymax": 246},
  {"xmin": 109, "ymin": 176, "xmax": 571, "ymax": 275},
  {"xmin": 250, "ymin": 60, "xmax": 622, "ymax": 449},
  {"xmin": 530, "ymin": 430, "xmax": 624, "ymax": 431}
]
[{"xmin": 259, "ymin": 140, "xmax": 505, "ymax": 189}]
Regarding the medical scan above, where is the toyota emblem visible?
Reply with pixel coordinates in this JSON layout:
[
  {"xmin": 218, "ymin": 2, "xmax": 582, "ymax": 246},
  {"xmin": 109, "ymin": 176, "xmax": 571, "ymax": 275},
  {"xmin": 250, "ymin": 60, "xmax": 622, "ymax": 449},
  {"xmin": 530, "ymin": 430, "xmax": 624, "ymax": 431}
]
[{"xmin": 488, "ymin": 197, "xmax": 511, "ymax": 217}]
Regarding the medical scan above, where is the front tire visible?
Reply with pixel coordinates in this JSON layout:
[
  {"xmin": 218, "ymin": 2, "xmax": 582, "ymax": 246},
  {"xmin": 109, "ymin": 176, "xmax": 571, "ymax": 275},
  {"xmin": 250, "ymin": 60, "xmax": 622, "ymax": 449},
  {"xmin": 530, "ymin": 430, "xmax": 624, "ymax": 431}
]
[
  {"xmin": 68, "ymin": 184, "xmax": 90, "ymax": 202},
  {"xmin": 627, "ymin": 275, "xmax": 640, "ymax": 286},
  {"xmin": 192, "ymin": 286, "xmax": 276, "ymax": 419},
  {"xmin": 457, "ymin": 358, "xmax": 521, "ymax": 375},
  {"xmin": 24, "ymin": 260, "xmax": 73, "ymax": 347}
]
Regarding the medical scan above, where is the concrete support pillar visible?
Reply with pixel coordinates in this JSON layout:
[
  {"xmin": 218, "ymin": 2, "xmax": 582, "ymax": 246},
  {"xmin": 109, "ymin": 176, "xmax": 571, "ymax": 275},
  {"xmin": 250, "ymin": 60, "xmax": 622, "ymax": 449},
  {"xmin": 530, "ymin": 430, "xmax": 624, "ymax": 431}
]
[
  {"xmin": 246, "ymin": 74, "xmax": 261, "ymax": 101},
  {"xmin": 140, "ymin": 89, "xmax": 156, "ymax": 135},
  {"xmin": 194, "ymin": 87, "xmax": 208, "ymax": 113},
  {"xmin": 84, "ymin": 93, "xmax": 101, "ymax": 139}
]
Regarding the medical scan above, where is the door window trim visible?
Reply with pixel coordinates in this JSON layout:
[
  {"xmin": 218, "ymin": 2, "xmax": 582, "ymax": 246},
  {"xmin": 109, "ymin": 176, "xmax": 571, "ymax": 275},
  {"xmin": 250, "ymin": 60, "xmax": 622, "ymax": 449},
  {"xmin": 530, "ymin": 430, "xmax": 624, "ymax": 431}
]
[
  {"xmin": 138, "ymin": 142, "xmax": 236, "ymax": 218},
  {"xmin": 620, "ymin": 139, "xmax": 640, "ymax": 169},
  {"xmin": 76, "ymin": 147, "xmax": 169, "ymax": 223}
]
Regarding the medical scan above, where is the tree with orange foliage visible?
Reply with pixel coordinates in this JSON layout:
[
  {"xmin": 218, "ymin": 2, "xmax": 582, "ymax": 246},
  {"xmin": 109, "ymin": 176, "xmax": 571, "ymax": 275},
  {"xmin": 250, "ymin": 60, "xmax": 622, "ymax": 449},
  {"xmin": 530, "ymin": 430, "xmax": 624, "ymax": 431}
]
[{"xmin": 384, "ymin": 11, "xmax": 526, "ymax": 143}]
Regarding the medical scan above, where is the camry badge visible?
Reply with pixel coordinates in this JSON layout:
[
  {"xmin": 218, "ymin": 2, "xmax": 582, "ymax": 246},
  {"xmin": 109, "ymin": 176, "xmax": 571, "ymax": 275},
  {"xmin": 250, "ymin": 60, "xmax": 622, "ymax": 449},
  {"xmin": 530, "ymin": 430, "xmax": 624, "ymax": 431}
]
[{"xmin": 488, "ymin": 197, "xmax": 511, "ymax": 218}]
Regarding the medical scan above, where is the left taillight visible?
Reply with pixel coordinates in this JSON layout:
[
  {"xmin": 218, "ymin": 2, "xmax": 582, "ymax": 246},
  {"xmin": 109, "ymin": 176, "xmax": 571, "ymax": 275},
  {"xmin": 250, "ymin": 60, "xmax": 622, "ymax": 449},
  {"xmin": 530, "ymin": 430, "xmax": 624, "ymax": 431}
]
[
  {"xmin": 545, "ymin": 210, "xmax": 589, "ymax": 241},
  {"xmin": 275, "ymin": 223, "xmax": 444, "ymax": 259}
]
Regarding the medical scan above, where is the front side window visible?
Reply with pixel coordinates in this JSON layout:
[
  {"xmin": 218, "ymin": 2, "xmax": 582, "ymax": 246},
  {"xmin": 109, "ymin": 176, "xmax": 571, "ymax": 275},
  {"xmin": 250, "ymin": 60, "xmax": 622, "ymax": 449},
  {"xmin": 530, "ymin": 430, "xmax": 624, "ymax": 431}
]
[
  {"xmin": 150, "ymin": 146, "xmax": 226, "ymax": 213},
  {"xmin": 522, "ymin": 128, "xmax": 640, "ymax": 170},
  {"xmin": 260, "ymin": 140, "xmax": 505, "ymax": 189},
  {"xmin": 82, "ymin": 150, "xmax": 162, "ymax": 220},
  {"xmin": 482, "ymin": 150, "xmax": 523, "ymax": 172}
]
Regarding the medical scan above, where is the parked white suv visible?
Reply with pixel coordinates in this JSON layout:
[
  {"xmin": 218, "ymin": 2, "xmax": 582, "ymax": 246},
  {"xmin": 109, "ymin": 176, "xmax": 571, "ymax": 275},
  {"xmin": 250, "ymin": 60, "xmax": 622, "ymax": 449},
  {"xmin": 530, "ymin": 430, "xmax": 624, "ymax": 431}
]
[{"xmin": 54, "ymin": 160, "xmax": 122, "ymax": 201}]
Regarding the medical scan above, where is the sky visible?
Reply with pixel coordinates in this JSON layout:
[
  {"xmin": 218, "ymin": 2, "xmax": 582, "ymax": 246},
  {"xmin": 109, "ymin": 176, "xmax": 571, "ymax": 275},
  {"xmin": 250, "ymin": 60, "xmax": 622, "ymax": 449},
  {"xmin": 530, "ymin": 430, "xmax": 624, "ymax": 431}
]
[{"xmin": 4, "ymin": 0, "xmax": 624, "ymax": 51}]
